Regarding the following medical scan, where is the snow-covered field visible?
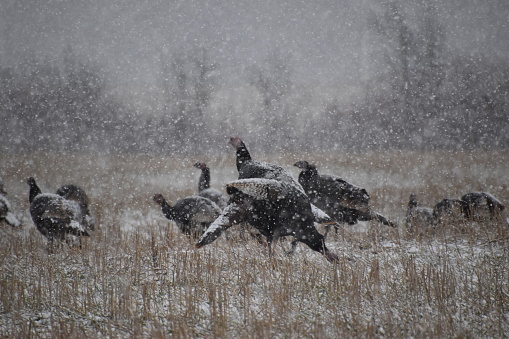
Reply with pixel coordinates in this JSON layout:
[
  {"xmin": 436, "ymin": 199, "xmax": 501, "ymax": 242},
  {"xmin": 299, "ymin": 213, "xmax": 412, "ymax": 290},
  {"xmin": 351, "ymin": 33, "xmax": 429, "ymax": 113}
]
[{"xmin": 1, "ymin": 150, "xmax": 508, "ymax": 338}]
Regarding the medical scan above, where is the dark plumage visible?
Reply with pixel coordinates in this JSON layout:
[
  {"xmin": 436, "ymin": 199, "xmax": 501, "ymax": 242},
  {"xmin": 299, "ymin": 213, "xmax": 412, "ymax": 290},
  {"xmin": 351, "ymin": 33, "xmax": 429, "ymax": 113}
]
[
  {"xmin": 405, "ymin": 194, "xmax": 434, "ymax": 229},
  {"xmin": 433, "ymin": 198, "xmax": 467, "ymax": 224},
  {"xmin": 0, "ymin": 176, "xmax": 5, "ymax": 195},
  {"xmin": 0, "ymin": 177, "xmax": 21, "ymax": 227},
  {"xmin": 153, "ymin": 194, "xmax": 221, "ymax": 237},
  {"xmin": 56, "ymin": 184, "xmax": 95, "ymax": 231},
  {"xmin": 229, "ymin": 137, "xmax": 335, "ymax": 225},
  {"xmin": 196, "ymin": 178, "xmax": 339, "ymax": 263},
  {"xmin": 193, "ymin": 162, "xmax": 228, "ymax": 209},
  {"xmin": 230, "ymin": 137, "xmax": 299, "ymax": 186},
  {"xmin": 294, "ymin": 160, "xmax": 395, "ymax": 227},
  {"xmin": 461, "ymin": 192, "xmax": 505, "ymax": 220},
  {"xmin": 27, "ymin": 177, "xmax": 89, "ymax": 244}
]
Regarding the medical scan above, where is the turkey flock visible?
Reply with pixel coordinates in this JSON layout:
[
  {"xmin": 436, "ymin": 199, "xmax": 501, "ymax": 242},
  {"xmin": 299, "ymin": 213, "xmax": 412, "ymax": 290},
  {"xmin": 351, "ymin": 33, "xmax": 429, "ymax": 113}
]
[
  {"xmin": 1, "ymin": 137, "xmax": 507, "ymax": 262},
  {"xmin": 406, "ymin": 192, "xmax": 506, "ymax": 230}
]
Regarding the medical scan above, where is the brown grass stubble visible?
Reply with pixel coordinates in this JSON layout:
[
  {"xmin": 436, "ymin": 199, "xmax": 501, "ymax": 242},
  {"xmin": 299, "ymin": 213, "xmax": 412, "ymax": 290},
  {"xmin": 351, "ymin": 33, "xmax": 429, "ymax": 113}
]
[{"xmin": 0, "ymin": 150, "xmax": 507, "ymax": 338}]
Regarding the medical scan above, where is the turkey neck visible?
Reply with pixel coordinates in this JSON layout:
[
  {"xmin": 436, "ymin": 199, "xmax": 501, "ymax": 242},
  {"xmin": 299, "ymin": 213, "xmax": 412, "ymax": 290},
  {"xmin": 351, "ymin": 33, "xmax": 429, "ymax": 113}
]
[
  {"xmin": 295, "ymin": 227, "xmax": 331, "ymax": 258},
  {"xmin": 160, "ymin": 200, "xmax": 177, "ymax": 220},
  {"xmin": 28, "ymin": 180, "xmax": 42, "ymax": 203},
  {"xmin": 198, "ymin": 167, "xmax": 211, "ymax": 191},
  {"xmin": 408, "ymin": 195, "xmax": 417, "ymax": 210},
  {"xmin": 298, "ymin": 165, "xmax": 318, "ymax": 187},
  {"xmin": 235, "ymin": 142, "xmax": 252, "ymax": 171}
]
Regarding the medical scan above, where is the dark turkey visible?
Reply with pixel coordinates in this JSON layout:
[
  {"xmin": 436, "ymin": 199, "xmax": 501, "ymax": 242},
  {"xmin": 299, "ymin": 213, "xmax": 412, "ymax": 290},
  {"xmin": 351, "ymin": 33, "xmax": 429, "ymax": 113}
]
[
  {"xmin": 193, "ymin": 162, "xmax": 228, "ymax": 209},
  {"xmin": 229, "ymin": 137, "xmax": 336, "ymax": 226},
  {"xmin": 230, "ymin": 137, "xmax": 300, "ymax": 187},
  {"xmin": 153, "ymin": 194, "xmax": 221, "ymax": 237},
  {"xmin": 196, "ymin": 178, "xmax": 339, "ymax": 263},
  {"xmin": 0, "ymin": 176, "xmax": 21, "ymax": 227},
  {"xmin": 27, "ymin": 177, "xmax": 89, "ymax": 244},
  {"xmin": 56, "ymin": 184, "xmax": 95, "ymax": 231},
  {"xmin": 294, "ymin": 160, "xmax": 395, "ymax": 227},
  {"xmin": 405, "ymin": 194, "xmax": 434, "ymax": 230},
  {"xmin": 461, "ymin": 192, "xmax": 505, "ymax": 220},
  {"xmin": 433, "ymin": 198, "xmax": 467, "ymax": 224}
]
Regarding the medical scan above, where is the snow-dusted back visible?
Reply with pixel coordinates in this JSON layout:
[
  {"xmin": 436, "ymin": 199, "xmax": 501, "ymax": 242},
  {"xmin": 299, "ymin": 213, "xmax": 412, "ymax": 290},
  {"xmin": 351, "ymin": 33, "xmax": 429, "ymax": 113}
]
[
  {"xmin": 0, "ymin": 194, "xmax": 21, "ymax": 227},
  {"xmin": 227, "ymin": 178, "xmax": 295, "ymax": 201},
  {"xmin": 32, "ymin": 193, "xmax": 85, "ymax": 234}
]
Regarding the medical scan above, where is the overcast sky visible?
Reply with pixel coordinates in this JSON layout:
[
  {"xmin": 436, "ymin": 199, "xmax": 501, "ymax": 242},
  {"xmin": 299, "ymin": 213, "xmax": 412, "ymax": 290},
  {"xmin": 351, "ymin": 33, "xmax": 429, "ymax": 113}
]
[{"xmin": 1, "ymin": 0, "xmax": 508, "ymax": 97}]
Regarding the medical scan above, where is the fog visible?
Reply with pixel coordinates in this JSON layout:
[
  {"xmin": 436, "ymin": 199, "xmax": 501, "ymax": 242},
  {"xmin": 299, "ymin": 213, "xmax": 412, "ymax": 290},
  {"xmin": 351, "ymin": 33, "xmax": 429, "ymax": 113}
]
[{"xmin": 1, "ymin": 0, "xmax": 508, "ymax": 153}]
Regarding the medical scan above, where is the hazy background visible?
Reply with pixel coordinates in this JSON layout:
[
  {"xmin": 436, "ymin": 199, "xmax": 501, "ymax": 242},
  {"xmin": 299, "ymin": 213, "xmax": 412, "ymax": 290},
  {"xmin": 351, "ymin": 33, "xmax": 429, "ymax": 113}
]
[{"xmin": 1, "ymin": 0, "xmax": 508, "ymax": 153}]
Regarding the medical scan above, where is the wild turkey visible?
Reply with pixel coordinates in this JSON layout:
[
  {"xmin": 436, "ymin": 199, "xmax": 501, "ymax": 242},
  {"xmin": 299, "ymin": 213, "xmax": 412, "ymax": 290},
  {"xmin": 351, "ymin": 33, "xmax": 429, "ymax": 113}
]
[
  {"xmin": 193, "ymin": 162, "xmax": 228, "ymax": 209},
  {"xmin": 196, "ymin": 178, "xmax": 339, "ymax": 263},
  {"xmin": 0, "ymin": 176, "xmax": 21, "ymax": 227},
  {"xmin": 405, "ymin": 194, "xmax": 434, "ymax": 230},
  {"xmin": 56, "ymin": 184, "xmax": 95, "ymax": 231},
  {"xmin": 27, "ymin": 177, "xmax": 89, "ymax": 245},
  {"xmin": 461, "ymin": 192, "xmax": 505, "ymax": 220},
  {"xmin": 433, "ymin": 198, "xmax": 467, "ymax": 224},
  {"xmin": 229, "ymin": 137, "xmax": 336, "ymax": 226},
  {"xmin": 294, "ymin": 160, "xmax": 395, "ymax": 227},
  {"xmin": 153, "ymin": 194, "xmax": 221, "ymax": 237}
]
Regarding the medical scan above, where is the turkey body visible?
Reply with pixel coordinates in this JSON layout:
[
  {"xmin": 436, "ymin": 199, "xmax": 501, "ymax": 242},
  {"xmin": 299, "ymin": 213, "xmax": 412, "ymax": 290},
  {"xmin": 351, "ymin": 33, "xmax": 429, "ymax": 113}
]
[
  {"xmin": 56, "ymin": 184, "xmax": 95, "ymax": 231},
  {"xmin": 0, "ymin": 194, "xmax": 21, "ymax": 227},
  {"xmin": 409, "ymin": 192, "xmax": 505, "ymax": 227},
  {"xmin": 433, "ymin": 198, "xmax": 467, "ymax": 224},
  {"xmin": 0, "ymin": 177, "xmax": 21, "ymax": 227},
  {"xmin": 27, "ymin": 177, "xmax": 89, "ymax": 244},
  {"xmin": 196, "ymin": 178, "xmax": 339, "ymax": 263},
  {"xmin": 153, "ymin": 194, "xmax": 221, "ymax": 237},
  {"xmin": 294, "ymin": 161, "xmax": 395, "ymax": 227},
  {"xmin": 229, "ymin": 137, "xmax": 335, "ymax": 225},
  {"xmin": 230, "ymin": 137, "xmax": 302, "ymax": 188},
  {"xmin": 461, "ymin": 192, "xmax": 505, "ymax": 220},
  {"xmin": 405, "ymin": 194, "xmax": 434, "ymax": 230}
]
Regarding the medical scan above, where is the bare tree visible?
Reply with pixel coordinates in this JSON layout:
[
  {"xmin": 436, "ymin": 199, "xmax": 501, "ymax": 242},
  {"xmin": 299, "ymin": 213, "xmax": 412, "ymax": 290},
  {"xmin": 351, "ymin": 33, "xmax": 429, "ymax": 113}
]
[
  {"xmin": 0, "ymin": 48, "xmax": 129, "ymax": 153},
  {"xmin": 159, "ymin": 48, "xmax": 218, "ymax": 152},
  {"xmin": 247, "ymin": 49, "xmax": 293, "ymax": 149},
  {"xmin": 367, "ymin": 0, "xmax": 447, "ymax": 148}
]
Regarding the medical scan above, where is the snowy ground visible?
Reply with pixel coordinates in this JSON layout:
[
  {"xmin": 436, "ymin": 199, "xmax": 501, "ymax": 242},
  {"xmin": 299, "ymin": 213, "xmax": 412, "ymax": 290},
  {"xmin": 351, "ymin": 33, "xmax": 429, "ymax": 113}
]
[{"xmin": 0, "ymin": 150, "xmax": 508, "ymax": 338}]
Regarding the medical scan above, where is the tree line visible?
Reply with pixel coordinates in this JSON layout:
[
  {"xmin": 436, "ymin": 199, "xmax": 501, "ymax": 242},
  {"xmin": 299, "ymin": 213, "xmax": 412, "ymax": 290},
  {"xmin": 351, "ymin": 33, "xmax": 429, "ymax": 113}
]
[{"xmin": 1, "ymin": 4, "xmax": 508, "ymax": 154}]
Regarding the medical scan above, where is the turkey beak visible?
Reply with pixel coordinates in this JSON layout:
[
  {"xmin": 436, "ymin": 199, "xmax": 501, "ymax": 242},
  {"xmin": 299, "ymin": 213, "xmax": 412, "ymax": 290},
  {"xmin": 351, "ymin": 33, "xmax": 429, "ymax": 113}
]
[
  {"xmin": 324, "ymin": 250, "xmax": 339, "ymax": 263},
  {"xmin": 195, "ymin": 237, "xmax": 208, "ymax": 249}
]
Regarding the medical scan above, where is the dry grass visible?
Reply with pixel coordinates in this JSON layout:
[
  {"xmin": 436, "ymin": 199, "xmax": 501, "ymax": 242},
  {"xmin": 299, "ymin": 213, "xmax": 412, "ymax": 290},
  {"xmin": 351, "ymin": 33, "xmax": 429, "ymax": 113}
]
[{"xmin": 0, "ymin": 150, "xmax": 508, "ymax": 338}]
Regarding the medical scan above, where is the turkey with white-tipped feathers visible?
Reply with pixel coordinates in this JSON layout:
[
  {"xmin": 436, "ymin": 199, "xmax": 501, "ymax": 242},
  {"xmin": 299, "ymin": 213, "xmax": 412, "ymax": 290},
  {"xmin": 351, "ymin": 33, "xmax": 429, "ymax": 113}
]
[
  {"xmin": 229, "ymin": 137, "xmax": 337, "ymax": 227},
  {"xmin": 153, "ymin": 194, "xmax": 221, "ymax": 238},
  {"xmin": 294, "ymin": 160, "xmax": 395, "ymax": 227},
  {"xmin": 27, "ymin": 177, "xmax": 89, "ymax": 245},
  {"xmin": 196, "ymin": 178, "xmax": 339, "ymax": 263},
  {"xmin": 461, "ymin": 192, "xmax": 505, "ymax": 220},
  {"xmin": 56, "ymin": 184, "xmax": 95, "ymax": 232}
]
